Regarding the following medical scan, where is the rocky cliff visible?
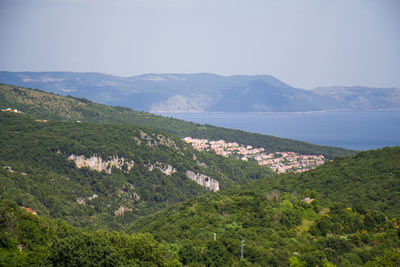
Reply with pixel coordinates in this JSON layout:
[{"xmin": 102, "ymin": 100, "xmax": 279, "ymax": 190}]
[
  {"xmin": 186, "ymin": 170, "xmax": 219, "ymax": 192},
  {"xmin": 68, "ymin": 154, "xmax": 134, "ymax": 174},
  {"xmin": 147, "ymin": 162, "xmax": 177, "ymax": 176}
]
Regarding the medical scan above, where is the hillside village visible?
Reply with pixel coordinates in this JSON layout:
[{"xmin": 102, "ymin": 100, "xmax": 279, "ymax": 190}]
[
  {"xmin": 183, "ymin": 137, "xmax": 325, "ymax": 174},
  {"xmin": 1, "ymin": 107, "xmax": 325, "ymax": 174}
]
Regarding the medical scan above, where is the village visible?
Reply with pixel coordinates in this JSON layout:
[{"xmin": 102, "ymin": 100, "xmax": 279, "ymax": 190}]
[{"xmin": 183, "ymin": 137, "xmax": 325, "ymax": 174}]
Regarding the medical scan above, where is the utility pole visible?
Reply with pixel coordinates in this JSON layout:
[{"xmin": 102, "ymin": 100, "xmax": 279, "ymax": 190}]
[{"xmin": 241, "ymin": 239, "xmax": 244, "ymax": 259}]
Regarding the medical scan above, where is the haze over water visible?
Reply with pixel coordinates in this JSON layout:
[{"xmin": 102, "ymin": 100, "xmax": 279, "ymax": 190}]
[{"xmin": 159, "ymin": 111, "xmax": 400, "ymax": 151}]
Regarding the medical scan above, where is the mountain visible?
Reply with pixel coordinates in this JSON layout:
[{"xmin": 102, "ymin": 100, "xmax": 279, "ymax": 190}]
[
  {"xmin": 0, "ymin": 111, "xmax": 275, "ymax": 229},
  {"xmin": 1, "ymin": 71, "xmax": 399, "ymax": 112},
  {"xmin": 0, "ymin": 83, "xmax": 355, "ymax": 159},
  {"xmin": 312, "ymin": 86, "xmax": 400, "ymax": 111},
  {"xmin": 130, "ymin": 146, "xmax": 400, "ymax": 266}
]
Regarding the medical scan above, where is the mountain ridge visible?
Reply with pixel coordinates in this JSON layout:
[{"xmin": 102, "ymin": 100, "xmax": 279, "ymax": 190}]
[{"xmin": 1, "ymin": 71, "xmax": 399, "ymax": 112}]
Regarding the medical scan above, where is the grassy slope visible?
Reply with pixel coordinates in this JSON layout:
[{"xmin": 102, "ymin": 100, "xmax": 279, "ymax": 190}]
[{"xmin": 0, "ymin": 83, "xmax": 355, "ymax": 159}]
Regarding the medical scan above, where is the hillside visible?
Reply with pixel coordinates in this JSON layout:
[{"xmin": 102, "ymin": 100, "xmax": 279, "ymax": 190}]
[
  {"xmin": 1, "ymin": 88, "xmax": 399, "ymax": 265},
  {"xmin": 131, "ymin": 147, "xmax": 400, "ymax": 266},
  {"xmin": 0, "ymin": 83, "xmax": 355, "ymax": 159},
  {"xmin": 0, "ymin": 71, "xmax": 399, "ymax": 112},
  {"xmin": 0, "ymin": 200, "xmax": 180, "ymax": 266},
  {"xmin": 252, "ymin": 147, "xmax": 400, "ymax": 214},
  {"xmin": 0, "ymin": 111, "xmax": 274, "ymax": 229},
  {"xmin": 312, "ymin": 86, "xmax": 400, "ymax": 111},
  {"xmin": 2, "ymin": 147, "xmax": 400, "ymax": 266}
]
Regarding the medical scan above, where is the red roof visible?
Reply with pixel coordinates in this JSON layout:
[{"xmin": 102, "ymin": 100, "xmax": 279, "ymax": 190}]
[{"xmin": 22, "ymin": 207, "xmax": 37, "ymax": 215}]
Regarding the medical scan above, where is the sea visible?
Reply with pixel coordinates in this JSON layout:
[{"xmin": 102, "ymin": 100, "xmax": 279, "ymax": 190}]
[{"xmin": 158, "ymin": 111, "xmax": 400, "ymax": 151}]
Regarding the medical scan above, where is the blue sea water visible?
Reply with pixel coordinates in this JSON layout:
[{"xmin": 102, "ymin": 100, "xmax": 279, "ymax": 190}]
[{"xmin": 158, "ymin": 111, "xmax": 400, "ymax": 151}]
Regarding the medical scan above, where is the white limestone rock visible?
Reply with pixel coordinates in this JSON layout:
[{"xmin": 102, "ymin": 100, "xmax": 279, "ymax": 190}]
[
  {"xmin": 76, "ymin": 198, "xmax": 86, "ymax": 205},
  {"xmin": 114, "ymin": 206, "xmax": 133, "ymax": 216},
  {"xmin": 68, "ymin": 154, "xmax": 134, "ymax": 174},
  {"xmin": 186, "ymin": 170, "xmax": 219, "ymax": 192},
  {"xmin": 88, "ymin": 194, "xmax": 98, "ymax": 201},
  {"xmin": 156, "ymin": 134, "xmax": 179, "ymax": 150},
  {"xmin": 148, "ymin": 162, "xmax": 177, "ymax": 176}
]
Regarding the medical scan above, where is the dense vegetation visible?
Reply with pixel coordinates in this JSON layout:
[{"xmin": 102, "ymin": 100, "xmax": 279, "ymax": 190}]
[
  {"xmin": 1, "ymin": 83, "xmax": 399, "ymax": 266},
  {"xmin": 130, "ymin": 147, "xmax": 400, "ymax": 266},
  {"xmin": 0, "ymin": 83, "xmax": 355, "ymax": 159},
  {"xmin": 250, "ymin": 147, "xmax": 400, "ymax": 216},
  {"xmin": 0, "ymin": 200, "xmax": 180, "ymax": 266},
  {"xmin": 2, "ymin": 146, "xmax": 400, "ymax": 265},
  {"xmin": 0, "ymin": 112, "xmax": 274, "ymax": 229}
]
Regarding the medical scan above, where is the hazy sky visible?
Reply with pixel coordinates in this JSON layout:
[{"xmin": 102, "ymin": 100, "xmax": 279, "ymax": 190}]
[{"xmin": 0, "ymin": 0, "xmax": 399, "ymax": 89}]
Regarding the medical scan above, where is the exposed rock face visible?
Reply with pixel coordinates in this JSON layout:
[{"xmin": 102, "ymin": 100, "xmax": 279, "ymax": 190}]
[
  {"xmin": 117, "ymin": 182, "xmax": 141, "ymax": 201},
  {"xmin": 114, "ymin": 206, "xmax": 133, "ymax": 216},
  {"xmin": 88, "ymin": 194, "xmax": 98, "ymax": 201},
  {"xmin": 148, "ymin": 162, "xmax": 177, "ymax": 176},
  {"xmin": 135, "ymin": 130, "xmax": 179, "ymax": 150},
  {"xmin": 3, "ymin": 165, "xmax": 28, "ymax": 176},
  {"xmin": 149, "ymin": 94, "xmax": 211, "ymax": 113},
  {"xmin": 77, "ymin": 194, "xmax": 99, "ymax": 205},
  {"xmin": 68, "ymin": 154, "xmax": 134, "ymax": 174},
  {"xmin": 139, "ymin": 129, "xmax": 150, "ymax": 140},
  {"xmin": 76, "ymin": 198, "xmax": 86, "ymax": 205},
  {"xmin": 301, "ymin": 197, "xmax": 315, "ymax": 204},
  {"xmin": 186, "ymin": 170, "xmax": 219, "ymax": 192},
  {"xmin": 138, "ymin": 130, "xmax": 155, "ymax": 147},
  {"xmin": 196, "ymin": 161, "xmax": 208, "ymax": 168},
  {"xmin": 132, "ymin": 136, "xmax": 142, "ymax": 145},
  {"xmin": 155, "ymin": 134, "xmax": 179, "ymax": 150},
  {"xmin": 191, "ymin": 154, "xmax": 207, "ymax": 167}
]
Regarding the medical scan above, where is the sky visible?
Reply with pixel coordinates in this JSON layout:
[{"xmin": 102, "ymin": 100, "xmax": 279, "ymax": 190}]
[{"xmin": 0, "ymin": 0, "xmax": 399, "ymax": 89}]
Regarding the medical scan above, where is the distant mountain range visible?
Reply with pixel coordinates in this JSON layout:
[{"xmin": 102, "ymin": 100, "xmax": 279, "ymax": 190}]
[{"xmin": 1, "ymin": 71, "xmax": 399, "ymax": 112}]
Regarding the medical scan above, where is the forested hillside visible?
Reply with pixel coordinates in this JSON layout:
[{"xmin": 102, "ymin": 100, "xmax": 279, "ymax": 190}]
[
  {"xmin": 0, "ymin": 200, "xmax": 181, "ymax": 266},
  {"xmin": 131, "ymin": 147, "xmax": 400, "ymax": 266},
  {"xmin": 2, "ymin": 82, "xmax": 398, "ymax": 266},
  {"xmin": 251, "ymin": 147, "xmax": 400, "ymax": 215},
  {"xmin": 0, "ymin": 112, "xmax": 274, "ymax": 229},
  {"xmin": 0, "ymin": 83, "xmax": 355, "ymax": 159}
]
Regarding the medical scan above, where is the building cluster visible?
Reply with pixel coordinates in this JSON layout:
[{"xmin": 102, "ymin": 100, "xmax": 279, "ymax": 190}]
[
  {"xmin": 1, "ymin": 107, "xmax": 22, "ymax": 113},
  {"xmin": 183, "ymin": 137, "xmax": 325, "ymax": 174},
  {"xmin": 257, "ymin": 152, "xmax": 325, "ymax": 174}
]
